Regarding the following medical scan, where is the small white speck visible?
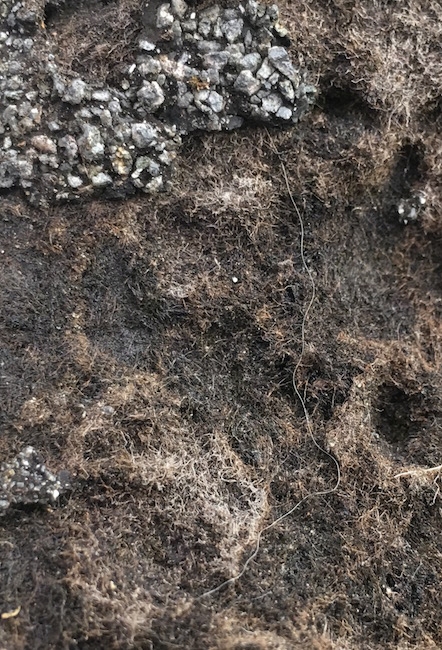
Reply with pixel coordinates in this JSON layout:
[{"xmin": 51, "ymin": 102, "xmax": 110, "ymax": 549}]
[{"xmin": 232, "ymin": 276, "xmax": 239, "ymax": 284}]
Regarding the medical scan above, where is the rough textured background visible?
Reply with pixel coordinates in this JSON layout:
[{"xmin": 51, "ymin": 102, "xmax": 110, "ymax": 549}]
[
  {"xmin": 0, "ymin": 0, "xmax": 315, "ymax": 202},
  {"xmin": 1, "ymin": 1, "xmax": 442, "ymax": 649}
]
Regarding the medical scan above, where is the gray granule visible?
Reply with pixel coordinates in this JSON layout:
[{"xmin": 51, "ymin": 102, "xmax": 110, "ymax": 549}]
[
  {"xmin": 0, "ymin": 0, "xmax": 317, "ymax": 205},
  {"xmin": 0, "ymin": 446, "xmax": 70, "ymax": 515}
]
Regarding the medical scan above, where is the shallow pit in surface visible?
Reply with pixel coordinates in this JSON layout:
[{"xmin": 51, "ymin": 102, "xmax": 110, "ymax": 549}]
[
  {"xmin": 374, "ymin": 383, "xmax": 413, "ymax": 448},
  {"xmin": 373, "ymin": 379, "xmax": 442, "ymax": 470},
  {"xmin": 321, "ymin": 84, "xmax": 378, "ymax": 126}
]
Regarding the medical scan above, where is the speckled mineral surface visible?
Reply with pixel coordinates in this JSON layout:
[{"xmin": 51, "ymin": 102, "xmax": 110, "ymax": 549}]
[
  {"xmin": 0, "ymin": 446, "xmax": 70, "ymax": 515},
  {"xmin": 0, "ymin": 0, "xmax": 316, "ymax": 204}
]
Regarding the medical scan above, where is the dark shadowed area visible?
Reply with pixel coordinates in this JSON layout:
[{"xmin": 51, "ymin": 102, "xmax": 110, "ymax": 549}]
[{"xmin": 1, "ymin": 0, "xmax": 442, "ymax": 648}]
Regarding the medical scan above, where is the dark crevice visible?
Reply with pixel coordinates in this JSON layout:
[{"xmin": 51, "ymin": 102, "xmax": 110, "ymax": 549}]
[
  {"xmin": 389, "ymin": 142, "xmax": 426, "ymax": 198},
  {"xmin": 374, "ymin": 384, "xmax": 412, "ymax": 446},
  {"xmin": 320, "ymin": 85, "xmax": 378, "ymax": 124}
]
